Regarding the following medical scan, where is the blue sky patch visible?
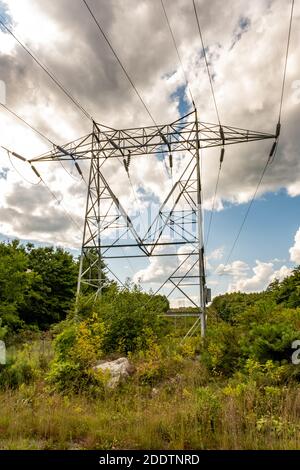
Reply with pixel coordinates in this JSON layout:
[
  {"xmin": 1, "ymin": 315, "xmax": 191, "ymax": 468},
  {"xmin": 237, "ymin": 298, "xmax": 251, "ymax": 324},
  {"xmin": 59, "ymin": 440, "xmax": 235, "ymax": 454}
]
[
  {"xmin": 171, "ymin": 84, "xmax": 191, "ymax": 117},
  {"xmin": 0, "ymin": 167, "xmax": 9, "ymax": 180},
  {"xmin": 230, "ymin": 16, "xmax": 251, "ymax": 50},
  {"xmin": 0, "ymin": 1, "xmax": 13, "ymax": 31}
]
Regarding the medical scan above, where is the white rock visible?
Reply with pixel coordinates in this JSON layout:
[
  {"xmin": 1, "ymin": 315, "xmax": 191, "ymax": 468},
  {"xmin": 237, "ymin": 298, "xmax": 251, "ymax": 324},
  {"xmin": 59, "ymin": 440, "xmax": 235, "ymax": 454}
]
[{"xmin": 94, "ymin": 357, "xmax": 134, "ymax": 388}]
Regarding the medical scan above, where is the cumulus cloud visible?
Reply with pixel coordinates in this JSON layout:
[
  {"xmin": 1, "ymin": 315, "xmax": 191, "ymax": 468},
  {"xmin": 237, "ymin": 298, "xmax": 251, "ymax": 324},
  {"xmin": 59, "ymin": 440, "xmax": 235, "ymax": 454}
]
[
  {"xmin": 271, "ymin": 265, "xmax": 292, "ymax": 282},
  {"xmin": 0, "ymin": 0, "xmax": 299, "ymax": 296},
  {"xmin": 133, "ymin": 243, "xmax": 195, "ymax": 284},
  {"xmin": 229, "ymin": 260, "xmax": 274, "ymax": 292},
  {"xmin": 207, "ymin": 247, "xmax": 224, "ymax": 260},
  {"xmin": 289, "ymin": 227, "xmax": 300, "ymax": 264},
  {"xmin": 216, "ymin": 259, "xmax": 291, "ymax": 293},
  {"xmin": 216, "ymin": 260, "xmax": 250, "ymax": 277}
]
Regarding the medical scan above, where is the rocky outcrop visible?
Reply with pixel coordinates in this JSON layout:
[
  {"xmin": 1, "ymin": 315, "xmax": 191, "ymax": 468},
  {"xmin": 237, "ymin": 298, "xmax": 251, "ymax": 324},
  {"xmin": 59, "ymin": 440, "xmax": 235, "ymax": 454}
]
[{"xmin": 94, "ymin": 357, "xmax": 135, "ymax": 388}]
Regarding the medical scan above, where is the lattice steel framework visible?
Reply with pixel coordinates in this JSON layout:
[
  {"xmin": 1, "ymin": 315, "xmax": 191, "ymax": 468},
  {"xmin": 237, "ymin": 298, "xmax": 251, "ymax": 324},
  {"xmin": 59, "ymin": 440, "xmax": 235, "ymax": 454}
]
[{"xmin": 30, "ymin": 109, "xmax": 276, "ymax": 337}]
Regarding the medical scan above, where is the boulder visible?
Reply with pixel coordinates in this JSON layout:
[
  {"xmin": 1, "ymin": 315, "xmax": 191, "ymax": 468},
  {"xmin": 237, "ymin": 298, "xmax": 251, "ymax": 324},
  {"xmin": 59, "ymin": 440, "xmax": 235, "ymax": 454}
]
[{"xmin": 94, "ymin": 357, "xmax": 134, "ymax": 388}]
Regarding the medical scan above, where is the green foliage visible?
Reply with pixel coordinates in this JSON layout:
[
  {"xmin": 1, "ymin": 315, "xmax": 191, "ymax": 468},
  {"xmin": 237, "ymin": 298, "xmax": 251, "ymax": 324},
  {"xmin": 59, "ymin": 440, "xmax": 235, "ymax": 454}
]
[
  {"xmin": 90, "ymin": 283, "xmax": 169, "ymax": 354},
  {"xmin": 19, "ymin": 245, "xmax": 78, "ymax": 329},
  {"xmin": 1, "ymin": 261, "xmax": 300, "ymax": 448},
  {"xmin": 0, "ymin": 344, "xmax": 39, "ymax": 389},
  {"xmin": 271, "ymin": 266, "xmax": 300, "ymax": 308},
  {"xmin": 205, "ymin": 289, "xmax": 300, "ymax": 380},
  {"xmin": 47, "ymin": 314, "xmax": 108, "ymax": 393},
  {"xmin": 201, "ymin": 321, "xmax": 241, "ymax": 375},
  {"xmin": 210, "ymin": 291, "xmax": 267, "ymax": 323},
  {"xmin": 203, "ymin": 267, "xmax": 300, "ymax": 379},
  {"xmin": 136, "ymin": 341, "xmax": 165, "ymax": 386},
  {"xmin": 238, "ymin": 308, "xmax": 300, "ymax": 364},
  {"xmin": 0, "ymin": 240, "xmax": 35, "ymax": 331},
  {"xmin": 0, "ymin": 241, "xmax": 79, "ymax": 333},
  {"xmin": 0, "ymin": 319, "xmax": 8, "ymax": 341},
  {"xmin": 47, "ymin": 284, "xmax": 169, "ymax": 391}
]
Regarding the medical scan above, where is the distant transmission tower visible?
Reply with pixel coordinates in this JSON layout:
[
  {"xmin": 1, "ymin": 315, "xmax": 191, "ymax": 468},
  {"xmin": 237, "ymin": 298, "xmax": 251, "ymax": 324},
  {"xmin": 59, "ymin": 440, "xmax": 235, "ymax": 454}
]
[{"xmin": 30, "ymin": 109, "xmax": 276, "ymax": 337}]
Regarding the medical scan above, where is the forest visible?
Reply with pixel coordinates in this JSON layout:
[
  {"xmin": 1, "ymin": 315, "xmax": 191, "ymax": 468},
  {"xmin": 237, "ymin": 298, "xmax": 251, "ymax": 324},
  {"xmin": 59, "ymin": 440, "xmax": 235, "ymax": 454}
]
[{"xmin": 0, "ymin": 240, "xmax": 300, "ymax": 449}]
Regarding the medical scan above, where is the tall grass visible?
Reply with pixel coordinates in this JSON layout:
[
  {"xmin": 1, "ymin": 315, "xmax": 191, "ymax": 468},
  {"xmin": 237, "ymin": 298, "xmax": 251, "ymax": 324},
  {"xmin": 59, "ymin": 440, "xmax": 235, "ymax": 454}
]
[{"xmin": 0, "ymin": 356, "xmax": 299, "ymax": 449}]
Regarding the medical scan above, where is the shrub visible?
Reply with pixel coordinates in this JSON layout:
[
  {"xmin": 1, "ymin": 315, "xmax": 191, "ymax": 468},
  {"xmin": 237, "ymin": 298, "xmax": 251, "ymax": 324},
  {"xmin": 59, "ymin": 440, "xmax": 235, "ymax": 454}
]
[
  {"xmin": 47, "ymin": 314, "xmax": 107, "ymax": 393},
  {"xmin": 77, "ymin": 284, "xmax": 169, "ymax": 355},
  {"xmin": 204, "ymin": 297, "xmax": 300, "ymax": 380},
  {"xmin": 0, "ymin": 345, "xmax": 38, "ymax": 389},
  {"xmin": 201, "ymin": 321, "xmax": 241, "ymax": 375}
]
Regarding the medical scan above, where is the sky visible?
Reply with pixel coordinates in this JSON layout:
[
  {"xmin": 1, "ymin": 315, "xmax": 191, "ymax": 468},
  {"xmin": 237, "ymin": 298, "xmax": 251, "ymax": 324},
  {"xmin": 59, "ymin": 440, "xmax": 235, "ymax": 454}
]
[{"xmin": 0, "ymin": 0, "xmax": 299, "ymax": 305}]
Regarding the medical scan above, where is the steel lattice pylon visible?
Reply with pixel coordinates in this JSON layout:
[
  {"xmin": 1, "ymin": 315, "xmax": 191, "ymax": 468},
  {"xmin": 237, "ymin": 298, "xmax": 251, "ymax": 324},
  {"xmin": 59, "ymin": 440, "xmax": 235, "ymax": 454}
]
[{"xmin": 30, "ymin": 109, "xmax": 276, "ymax": 337}]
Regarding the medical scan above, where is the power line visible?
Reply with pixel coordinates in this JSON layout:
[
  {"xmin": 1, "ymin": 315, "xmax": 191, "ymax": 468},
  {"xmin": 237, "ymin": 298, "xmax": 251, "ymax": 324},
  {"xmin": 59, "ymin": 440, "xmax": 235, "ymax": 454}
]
[
  {"xmin": 3, "ymin": 147, "xmax": 40, "ymax": 185},
  {"xmin": 223, "ymin": 0, "xmax": 295, "ymax": 265},
  {"xmin": 278, "ymin": 0, "xmax": 294, "ymax": 125},
  {"xmin": 58, "ymin": 160, "xmax": 83, "ymax": 183},
  {"xmin": 192, "ymin": 0, "xmax": 221, "ymax": 126},
  {"xmin": 2, "ymin": 145, "xmax": 83, "ymax": 233},
  {"xmin": 82, "ymin": 0, "xmax": 178, "ymax": 189},
  {"xmin": 224, "ymin": 157, "xmax": 270, "ymax": 266},
  {"xmin": 0, "ymin": 102, "xmax": 86, "ymax": 183},
  {"xmin": 0, "ymin": 104, "xmax": 87, "ymax": 232},
  {"xmin": 0, "ymin": 16, "xmax": 94, "ymax": 122},
  {"xmin": 1, "ymin": 104, "xmax": 140, "ymax": 278},
  {"xmin": 205, "ymin": 163, "xmax": 221, "ymax": 248},
  {"xmin": 82, "ymin": 0, "xmax": 158, "ymax": 127},
  {"xmin": 160, "ymin": 0, "xmax": 195, "ymax": 108},
  {"xmin": 0, "ymin": 103, "xmax": 54, "ymax": 146},
  {"xmin": 271, "ymin": 0, "xmax": 295, "ymax": 163},
  {"xmin": 192, "ymin": 0, "xmax": 224, "ymax": 253}
]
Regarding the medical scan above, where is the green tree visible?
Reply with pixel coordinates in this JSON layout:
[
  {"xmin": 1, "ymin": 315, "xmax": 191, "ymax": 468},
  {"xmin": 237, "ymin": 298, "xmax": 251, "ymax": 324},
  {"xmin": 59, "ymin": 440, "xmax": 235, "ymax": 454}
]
[
  {"xmin": 0, "ymin": 240, "xmax": 35, "ymax": 332},
  {"xmin": 96, "ymin": 283, "xmax": 169, "ymax": 354},
  {"xmin": 272, "ymin": 266, "xmax": 300, "ymax": 308},
  {"xmin": 210, "ymin": 291, "xmax": 265, "ymax": 323},
  {"xmin": 18, "ymin": 245, "xmax": 78, "ymax": 329}
]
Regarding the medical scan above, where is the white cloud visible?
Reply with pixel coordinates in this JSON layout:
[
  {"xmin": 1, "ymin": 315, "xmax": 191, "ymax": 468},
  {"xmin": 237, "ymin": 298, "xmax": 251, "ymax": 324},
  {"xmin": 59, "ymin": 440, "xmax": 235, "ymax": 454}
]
[
  {"xmin": 133, "ymin": 242, "xmax": 197, "ymax": 284},
  {"xmin": 133, "ymin": 249, "xmax": 177, "ymax": 284},
  {"xmin": 207, "ymin": 247, "xmax": 224, "ymax": 260},
  {"xmin": 230, "ymin": 260, "xmax": 274, "ymax": 292},
  {"xmin": 0, "ymin": 0, "xmax": 299, "ymax": 298},
  {"xmin": 271, "ymin": 265, "xmax": 292, "ymax": 283},
  {"xmin": 216, "ymin": 259, "xmax": 291, "ymax": 293},
  {"xmin": 216, "ymin": 260, "xmax": 250, "ymax": 277},
  {"xmin": 289, "ymin": 227, "xmax": 300, "ymax": 264}
]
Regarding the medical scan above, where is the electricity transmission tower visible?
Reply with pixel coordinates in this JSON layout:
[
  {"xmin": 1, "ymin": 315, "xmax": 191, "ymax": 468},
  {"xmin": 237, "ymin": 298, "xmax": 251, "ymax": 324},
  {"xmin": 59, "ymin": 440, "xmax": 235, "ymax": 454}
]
[{"xmin": 30, "ymin": 109, "xmax": 276, "ymax": 337}]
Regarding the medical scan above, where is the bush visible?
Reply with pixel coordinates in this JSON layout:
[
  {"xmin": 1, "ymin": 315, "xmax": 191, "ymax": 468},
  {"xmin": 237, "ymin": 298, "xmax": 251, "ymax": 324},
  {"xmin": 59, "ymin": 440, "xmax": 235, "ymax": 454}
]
[
  {"xmin": 77, "ymin": 284, "xmax": 169, "ymax": 355},
  {"xmin": 0, "ymin": 345, "xmax": 38, "ymax": 389},
  {"xmin": 204, "ymin": 299, "xmax": 300, "ymax": 380},
  {"xmin": 201, "ymin": 321, "xmax": 241, "ymax": 375},
  {"xmin": 47, "ymin": 314, "xmax": 107, "ymax": 393}
]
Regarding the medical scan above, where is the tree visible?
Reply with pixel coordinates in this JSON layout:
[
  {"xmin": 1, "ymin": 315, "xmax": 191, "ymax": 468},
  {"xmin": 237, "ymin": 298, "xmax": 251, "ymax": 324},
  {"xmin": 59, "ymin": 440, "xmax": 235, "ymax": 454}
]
[
  {"xmin": 210, "ymin": 291, "xmax": 264, "ymax": 323},
  {"xmin": 18, "ymin": 245, "xmax": 79, "ymax": 329},
  {"xmin": 0, "ymin": 240, "xmax": 35, "ymax": 333},
  {"xmin": 272, "ymin": 266, "xmax": 300, "ymax": 308},
  {"xmin": 95, "ymin": 283, "xmax": 170, "ymax": 354}
]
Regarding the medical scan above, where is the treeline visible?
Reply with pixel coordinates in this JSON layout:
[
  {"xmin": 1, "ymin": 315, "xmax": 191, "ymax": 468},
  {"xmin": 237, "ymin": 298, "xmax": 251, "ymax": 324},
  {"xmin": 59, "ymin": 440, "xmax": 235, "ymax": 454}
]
[
  {"xmin": 204, "ymin": 267, "xmax": 300, "ymax": 378},
  {"xmin": 0, "ymin": 240, "xmax": 78, "ymax": 337}
]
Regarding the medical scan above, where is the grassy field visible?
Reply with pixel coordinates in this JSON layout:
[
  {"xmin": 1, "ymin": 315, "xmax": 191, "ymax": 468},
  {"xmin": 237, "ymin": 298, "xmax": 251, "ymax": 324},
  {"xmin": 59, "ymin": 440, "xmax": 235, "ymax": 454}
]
[
  {"xmin": 1, "ymin": 274, "xmax": 300, "ymax": 450},
  {"xmin": 1, "ymin": 346, "xmax": 300, "ymax": 450}
]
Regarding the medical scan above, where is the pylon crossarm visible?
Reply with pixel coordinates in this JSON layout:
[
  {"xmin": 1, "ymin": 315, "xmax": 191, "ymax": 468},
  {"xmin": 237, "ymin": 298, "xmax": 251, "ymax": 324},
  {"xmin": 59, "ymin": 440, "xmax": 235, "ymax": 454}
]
[{"xmin": 29, "ymin": 111, "xmax": 276, "ymax": 163}]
